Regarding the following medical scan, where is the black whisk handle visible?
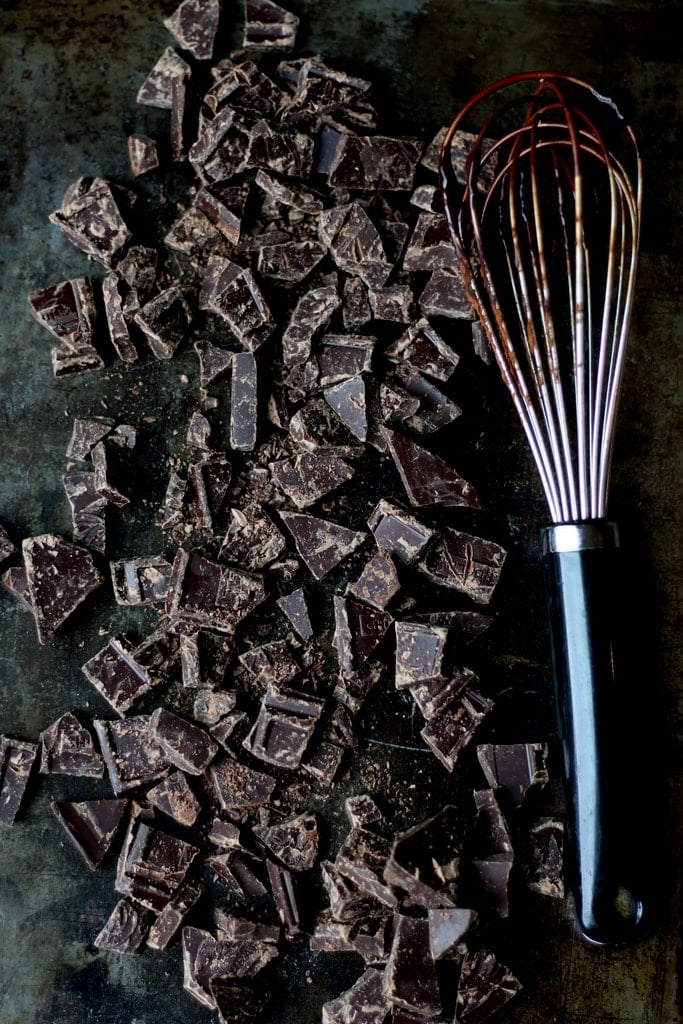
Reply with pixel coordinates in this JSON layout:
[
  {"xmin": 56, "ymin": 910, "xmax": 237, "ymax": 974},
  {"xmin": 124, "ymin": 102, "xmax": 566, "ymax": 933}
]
[{"xmin": 542, "ymin": 520, "xmax": 651, "ymax": 946}]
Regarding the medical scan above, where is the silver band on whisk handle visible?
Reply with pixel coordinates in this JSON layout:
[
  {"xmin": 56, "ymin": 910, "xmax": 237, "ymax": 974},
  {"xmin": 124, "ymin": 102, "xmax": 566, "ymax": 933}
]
[{"xmin": 441, "ymin": 73, "xmax": 653, "ymax": 945}]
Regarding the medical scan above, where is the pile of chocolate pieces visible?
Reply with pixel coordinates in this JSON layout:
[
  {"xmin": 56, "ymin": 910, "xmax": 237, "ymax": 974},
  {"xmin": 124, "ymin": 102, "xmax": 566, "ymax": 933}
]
[{"xmin": 0, "ymin": 2, "xmax": 565, "ymax": 1022}]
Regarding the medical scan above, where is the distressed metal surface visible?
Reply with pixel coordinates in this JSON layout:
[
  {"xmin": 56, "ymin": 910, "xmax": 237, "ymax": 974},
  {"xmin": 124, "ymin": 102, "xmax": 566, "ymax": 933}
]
[{"xmin": 0, "ymin": 1, "xmax": 681, "ymax": 1023}]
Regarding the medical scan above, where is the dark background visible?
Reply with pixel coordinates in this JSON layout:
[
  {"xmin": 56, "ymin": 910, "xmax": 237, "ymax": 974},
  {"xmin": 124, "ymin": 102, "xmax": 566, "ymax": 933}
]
[{"xmin": 0, "ymin": 1, "xmax": 681, "ymax": 1023}]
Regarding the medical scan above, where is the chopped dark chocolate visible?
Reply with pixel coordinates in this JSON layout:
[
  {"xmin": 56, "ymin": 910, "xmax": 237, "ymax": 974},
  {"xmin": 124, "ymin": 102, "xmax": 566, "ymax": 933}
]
[
  {"xmin": 527, "ymin": 818, "xmax": 564, "ymax": 899},
  {"xmin": 383, "ymin": 916, "xmax": 442, "ymax": 1018},
  {"xmin": 136, "ymin": 46, "xmax": 191, "ymax": 109},
  {"xmin": 208, "ymin": 756, "xmax": 276, "ymax": 812},
  {"xmin": 345, "ymin": 794, "xmax": 382, "ymax": 829},
  {"xmin": 82, "ymin": 634, "xmax": 158, "ymax": 716},
  {"xmin": 166, "ymin": 548, "xmax": 266, "ymax": 632},
  {"xmin": 324, "ymin": 132, "xmax": 422, "ymax": 190},
  {"xmin": 419, "ymin": 266, "xmax": 476, "ymax": 321},
  {"xmin": 402, "ymin": 212, "xmax": 456, "ymax": 271},
  {"xmin": 196, "ymin": 182, "xmax": 250, "ymax": 244},
  {"xmin": 418, "ymin": 528, "xmax": 507, "ymax": 605},
  {"xmin": 194, "ymin": 337, "xmax": 233, "ymax": 385},
  {"xmin": 322, "ymin": 968, "xmax": 389, "ymax": 1024},
  {"xmin": 0, "ymin": 523, "xmax": 15, "ymax": 564},
  {"xmin": 455, "ymin": 950, "xmax": 522, "ymax": 1024},
  {"xmin": 276, "ymin": 588, "xmax": 313, "ymax": 640},
  {"xmin": 147, "ymin": 770, "xmax": 202, "ymax": 826},
  {"xmin": 319, "ymin": 203, "xmax": 391, "ymax": 290},
  {"xmin": 63, "ymin": 472, "xmax": 108, "ymax": 554},
  {"xmin": 211, "ymin": 980, "xmax": 272, "ymax": 1024},
  {"xmin": 279, "ymin": 511, "xmax": 365, "ymax": 580},
  {"xmin": 180, "ymin": 631, "xmax": 233, "ymax": 690},
  {"xmin": 188, "ymin": 454, "xmax": 233, "ymax": 531},
  {"xmin": 117, "ymin": 245, "xmax": 159, "ymax": 296},
  {"xmin": 335, "ymin": 827, "xmax": 398, "ymax": 910},
  {"xmin": 320, "ymin": 860, "xmax": 389, "ymax": 923},
  {"xmin": 165, "ymin": 206, "xmax": 229, "ymax": 257},
  {"xmin": 270, "ymin": 451, "xmax": 354, "ymax": 510},
  {"xmin": 420, "ymin": 690, "xmax": 494, "ymax": 772},
  {"xmin": 324, "ymin": 376, "xmax": 367, "ymax": 441},
  {"xmin": 289, "ymin": 396, "xmax": 363, "ymax": 456},
  {"xmin": 383, "ymin": 428, "xmax": 480, "ymax": 508},
  {"xmin": 147, "ymin": 882, "xmax": 205, "ymax": 950},
  {"xmin": 333, "ymin": 596, "xmax": 393, "ymax": 676},
  {"xmin": 302, "ymin": 738, "xmax": 345, "ymax": 786},
  {"xmin": 347, "ymin": 550, "xmax": 400, "ymax": 610},
  {"xmin": 384, "ymin": 805, "xmax": 460, "ymax": 908},
  {"xmin": 243, "ymin": 0, "xmax": 299, "ymax": 49},
  {"xmin": 116, "ymin": 819, "xmax": 200, "ymax": 911},
  {"xmin": 207, "ymin": 850, "xmax": 268, "ymax": 897},
  {"xmin": 128, "ymin": 133, "xmax": 160, "ymax": 176},
  {"xmin": 282, "ymin": 283, "xmax": 340, "ymax": 366},
  {"xmin": 399, "ymin": 371, "xmax": 462, "ymax": 435},
  {"xmin": 394, "ymin": 621, "xmax": 448, "ymax": 689},
  {"xmin": 428, "ymin": 906, "xmax": 477, "ymax": 959},
  {"xmin": 50, "ymin": 798, "xmax": 128, "ymax": 869},
  {"xmin": 200, "ymin": 256, "xmax": 274, "ymax": 350},
  {"xmin": 40, "ymin": 712, "xmax": 103, "ymax": 777},
  {"xmin": 0, "ymin": 736, "xmax": 39, "ymax": 825},
  {"xmin": 342, "ymin": 277, "xmax": 372, "ymax": 329},
  {"xmin": 220, "ymin": 503, "xmax": 285, "ymax": 570},
  {"xmin": 243, "ymin": 684, "xmax": 324, "ymax": 769},
  {"xmin": 230, "ymin": 351, "xmax": 258, "ymax": 450},
  {"xmin": 368, "ymin": 499, "xmax": 434, "ymax": 564},
  {"xmin": 164, "ymin": 0, "xmax": 220, "ymax": 60},
  {"xmin": 110, "ymin": 555, "xmax": 172, "ymax": 606},
  {"xmin": 239, "ymin": 640, "xmax": 300, "ymax": 687},
  {"xmin": 476, "ymin": 743, "xmax": 549, "ymax": 810},
  {"xmin": 265, "ymin": 861, "xmax": 301, "ymax": 936},
  {"xmin": 368, "ymin": 285, "xmax": 415, "ymax": 324},
  {"xmin": 50, "ymin": 177, "xmax": 133, "ymax": 267},
  {"xmin": 91, "ymin": 428, "xmax": 136, "ymax": 507},
  {"xmin": 470, "ymin": 789, "xmax": 514, "ymax": 918},
  {"xmin": 1, "ymin": 564, "xmax": 33, "ymax": 611},
  {"xmin": 193, "ymin": 689, "xmax": 238, "ymax": 726},
  {"xmin": 94, "ymin": 715, "xmax": 172, "ymax": 794},
  {"xmin": 255, "ymin": 169, "xmax": 322, "ymax": 213},
  {"xmin": 95, "ymin": 898, "xmax": 150, "ymax": 954},
  {"xmin": 28, "ymin": 276, "xmax": 105, "ymax": 376},
  {"xmin": 102, "ymin": 272, "xmax": 139, "ymax": 363},
  {"xmin": 318, "ymin": 334, "xmax": 375, "ymax": 385},
  {"xmin": 134, "ymin": 286, "xmax": 192, "ymax": 360},
  {"xmin": 182, "ymin": 925, "xmax": 278, "ymax": 1011},
  {"xmin": 255, "ymin": 812, "xmax": 319, "ymax": 872},
  {"xmin": 471, "ymin": 320, "xmax": 493, "ymax": 365},
  {"xmin": 257, "ymin": 239, "xmax": 325, "ymax": 283},
  {"xmin": 21, "ymin": 533, "xmax": 103, "ymax": 644},
  {"xmin": 151, "ymin": 707, "xmax": 219, "ymax": 775},
  {"xmin": 409, "ymin": 670, "xmax": 474, "ymax": 722},
  {"xmin": 386, "ymin": 318, "xmax": 459, "ymax": 382}
]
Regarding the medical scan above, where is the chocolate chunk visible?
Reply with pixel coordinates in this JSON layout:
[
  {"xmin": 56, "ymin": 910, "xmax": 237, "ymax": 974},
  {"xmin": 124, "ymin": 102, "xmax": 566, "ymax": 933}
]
[
  {"xmin": 95, "ymin": 898, "xmax": 150, "ymax": 954},
  {"xmin": 193, "ymin": 690, "xmax": 238, "ymax": 730},
  {"xmin": 368, "ymin": 285, "xmax": 415, "ymax": 324},
  {"xmin": 200, "ymin": 256, "xmax": 274, "ymax": 350},
  {"xmin": 91, "ymin": 427, "xmax": 136, "ymax": 506},
  {"xmin": 127, "ymin": 133, "xmax": 160, "ymax": 176},
  {"xmin": 455, "ymin": 950, "xmax": 522, "ymax": 1023},
  {"xmin": 136, "ymin": 46, "xmax": 191, "ymax": 108},
  {"xmin": 102, "ymin": 273, "xmax": 139, "ymax": 363},
  {"xmin": 289, "ymin": 396, "xmax": 363, "ymax": 456},
  {"xmin": 342, "ymin": 277, "xmax": 372, "ymax": 329},
  {"xmin": 527, "ymin": 818, "xmax": 564, "ymax": 899},
  {"xmin": 333, "ymin": 596, "xmax": 393, "ymax": 676},
  {"xmin": 282, "ymin": 284, "xmax": 340, "ymax": 366},
  {"xmin": 134, "ymin": 286, "xmax": 192, "ymax": 360},
  {"xmin": 117, "ymin": 245, "xmax": 159, "ymax": 296},
  {"xmin": 419, "ymin": 266, "xmax": 475, "ymax": 321},
  {"xmin": 243, "ymin": 684, "xmax": 324, "ymax": 769},
  {"xmin": 110, "ymin": 556, "xmax": 172, "ymax": 606},
  {"xmin": 324, "ymin": 376, "xmax": 367, "ymax": 441},
  {"xmin": 399, "ymin": 371, "xmax": 462, "ymax": 435},
  {"xmin": 165, "ymin": 206, "xmax": 228, "ymax": 257},
  {"xmin": 180, "ymin": 632, "xmax": 234, "ymax": 691},
  {"xmin": 386, "ymin": 318, "xmax": 459, "ymax": 382},
  {"xmin": 279, "ymin": 511, "xmax": 365, "ymax": 580},
  {"xmin": 0, "ymin": 736, "xmax": 38, "ymax": 825},
  {"xmin": 49, "ymin": 177, "xmax": 133, "ymax": 267},
  {"xmin": 409, "ymin": 670, "xmax": 474, "ymax": 722},
  {"xmin": 384, "ymin": 805, "xmax": 460, "ymax": 907},
  {"xmin": 347, "ymin": 550, "xmax": 400, "ymax": 610},
  {"xmin": 188, "ymin": 454, "xmax": 233, "ymax": 531},
  {"xmin": 255, "ymin": 169, "xmax": 322, "ymax": 213},
  {"xmin": 394, "ymin": 621, "xmax": 448, "ymax": 689},
  {"xmin": 324, "ymin": 132, "xmax": 422, "ymax": 190},
  {"xmin": 29, "ymin": 276, "xmax": 105, "ymax": 376},
  {"xmin": 247, "ymin": 119, "xmax": 313, "ymax": 177},
  {"xmin": 420, "ymin": 690, "xmax": 494, "ymax": 772},
  {"xmin": 257, "ymin": 239, "xmax": 325, "ymax": 283},
  {"xmin": 410, "ymin": 184, "xmax": 441, "ymax": 212},
  {"xmin": 383, "ymin": 428, "xmax": 480, "ymax": 508},
  {"xmin": 196, "ymin": 183, "xmax": 250, "ymax": 244},
  {"xmin": 243, "ymin": 0, "xmax": 299, "ymax": 49},
  {"xmin": 94, "ymin": 715, "xmax": 173, "ymax": 794},
  {"xmin": 230, "ymin": 351, "xmax": 258, "ymax": 450},
  {"xmin": 207, "ymin": 850, "xmax": 268, "ymax": 897},
  {"xmin": 50, "ymin": 798, "xmax": 128, "ymax": 869},
  {"xmin": 39, "ymin": 712, "xmax": 103, "ymax": 777},
  {"xmin": 321, "ymin": 860, "xmax": 389, "ymax": 923},
  {"xmin": 270, "ymin": 451, "xmax": 354, "ymax": 510},
  {"xmin": 63, "ymin": 472, "xmax": 108, "ymax": 554},
  {"xmin": 0, "ymin": 523, "xmax": 15, "ymax": 564},
  {"xmin": 151, "ymin": 707, "xmax": 219, "ymax": 775},
  {"xmin": 208, "ymin": 756, "xmax": 276, "ymax": 812},
  {"xmin": 335, "ymin": 827, "xmax": 398, "ymax": 910},
  {"xmin": 166, "ymin": 548, "xmax": 266, "ymax": 632},
  {"xmin": 418, "ymin": 529, "xmax": 507, "ymax": 605},
  {"xmin": 164, "ymin": 0, "xmax": 220, "ymax": 59},
  {"xmin": 82, "ymin": 634, "xmax": 158, "ymax": 716},
  {"xmin": 182, "ymin": 925, "xmax": 278, "ymax": 1011},
  {"xmin": 240, "ymin": 640, "xmax": 300, "ymax": 687},
  {"xmin": 368, "ymin": 499, "xmax": 434, "ymax": 564},
  {"xmin": 220, "ymin": 504, "xmax": 285, "ymax": 570},
  {"xmin": 194, "ymin": 337, "xmax": 233, "ymax": 385},
  {"xmin": 147, "ymin": 771, "xmax": 202, "ymax": 827},
  {"xmin": 476, "ymin": 743, "xmax": 549, "ymax": 810},
  {"xmin": 147, "ymin": 882, "xmax": 205, "ymax": 951},
  {"xmin": 318, "ymin": 334, "xmax": 375, "ymax": 385},
  {"xmin": 470, "ymin": 789, "xmax": 514, "ymax": 917},
  {"xmin": 276, "ymin": 588, "xmax": 313, "ymax": 640},
  {"xmin": 322, "ymin": 968, "xmax": 389, "ymax": 1024},
  {"xmin": 402, "ymin": 212, "xmax": 456, "ymax": 271},
  {"xmin": 345, "ymin": 794, "xmax": 382, "ymax": 829},
  {"xmin": 319, "ymin": 203, "xmax": 391, "ymax": 290},
  {"xmin": 22, "ymin": 534, "xmax": 103, "ymax": 644},
  {"xmin": 1, "ymin": 565, "xmax": 33, "ymax": 611},
  {"xmin": 256, "ymin": 812, "xmax": 319, "ymax": 872},
  {"xmin": 384, "ymin": 916, "xmax": 442, "ymax": 1018},
  {"xmin": 116, "ymin": 819, "xmax": 200, "ymax": 911},
  {"xmin": 428, "ymin": 907, "xmax": 476, "ymax": 959},
  {"xmin": 333, "ymin": 659, "xmax": 384, "ymax": 715},
  {"xmin": 302, "ymin": 738, "xmax": 345, "ymax": 786},
  {"xmin": 265, "ymin": 861, "xmax": 301, "ymax": 936}
]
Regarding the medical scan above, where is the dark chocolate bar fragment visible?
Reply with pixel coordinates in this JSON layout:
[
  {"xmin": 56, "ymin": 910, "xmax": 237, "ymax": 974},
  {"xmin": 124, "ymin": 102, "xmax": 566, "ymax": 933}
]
[
  {"xmin": 116, "ymin": 819, "xmax": 200, "ymax": 911},
  {"xmin": 40, "ymin": 712, "xmax": 103, "ymax": 777},
  {"xmin": 94, "ymin": 715, "xmax": 173, "ymax": 794},
  {"xmin": 147, "ymin": 881, "xmax": 205, "ymax": 951},
  {"xmin": 455, "ymin": 950, "xmax": 522, "ymax": 1023},
  {"xmin": 335, "ymin": 827, "xmax": 398, "ymax": 910},
  {"xmin": 322, "ymin": 968, "xmax": 389, "ymax": 1024},
  {"xmin": 257, "ymin": 239, "xmax": 325, "ymax": 283},
  {"xmin": 49, "ymin": 177, "xmax": 133, "ymax": 267},
  {"xmin": 270, "ymin": 451, "xmax": 354, "ymax": 509},
  {"xmin": 386, "ymin": 318, "xmax": 459, "ymax": 382},
  {"xmin": 476, "ymin": 743, "xmax": 549, "ymax": 809},
  {"xmin": 134, "ymin": 286, "xmax": 192, "ymax": 360},
  {"xmin": 420, "ymin": 690, "xmax": 494, "ymax": 772},
  {"xmin": 428, "ymin": 906, "xmax": 477, "ymax": 959},
  {"xmin": 0, "ymin": 736, "xmax": 38, "ymax": 825},
  {"xmin": 419, "ymin": 528, "xmax": 507, "ymax": 605},
  {"xmin": 419, "ymin": 266, "xmax": 476, "ymax": 320},
  {"xmin": 207, "ymin": 757, "xmax": 276, "ymax": 812},
  {"xmin": 384, "ymin": 804, "xmax": 460, "ymax": 908},
  {"xmin": 50, "ymin": 798, "xmax": 128, "ymax": 869},
  {"xmin": 282, "ymin": 284, "xmax": 340, "ymax": 366},
  {"xmin": 333, "ymin": 596, "xmax": 393, "ymax": 677},
  {"xmin": 276, "ymin": 588, "xmax": 314, "ymax": 640},
  {"xmin": 230, "ymin": 351, "xmax": 258, "ymax": 450},
  {"xmin": 164, "ymin": 0, "xmax": 220, "ymax": 60},
  {"xmin": 470, "ymin": 789, "xmax": 514, "ymax": 918},
  {"xmin": 239, "ymin": 640, "xmax": 300, "ymax": 687},
  {"xmin": 266, "ymin": 861, "xmax": 301, "ymax": 936},
  {"xmin": 63, "ymin": 472, "xmax": 108, "ymax": 554},
  {"xmin": 136, "ymin": 47, "xmax": 191, "ymax": 109},
  {"xmin": 182, "ymin": 926, "xmax": 278, "ymax": 1010},
  {"xmin": 127, "ymin": 134, "xmax": 159, "ymax": 176},
  {"xmin": 110, "ymin": 556, "xmax": 173, "ymax": 606},
  {"xmin": 151, "ymin": 707, "xmax": 219, "ymax": 776},
  {"xmin": 347, "ymin": 550, "xmax": 400, "ymax": 610},
  {"xmin": 319, "ymin": 203, "xmax": 391, "ymax": 290},
  {"xmin": 94, "ymin": 898, "xmax": 151, "ymax": 954},
  {"xmin": 394, "ymin": 621, "xmax": 449, "ymax": 689},
  {"xmin": 200, "ymin": 256, "xmax": 274, "ymax": 350},
  {"xmin": 279, "ymin": 511, "xmax": 365, "ymax": 580},
  {"xmin": 65, "ymin": 416, "xmax": 115, "ymax": 460},
  {"xmin": 243, "ymin": 684, "xmax": 324, "ymax": 769},
  {"xmin": 194, "ymin": 337, "xmax": 233, "ymax": 385},
  {"xmin": 383, "ymin": 428, "xmax": 480, "ymax": 508},
  {"xmin": 220, "ymin": 504, "xmax": 286, "ymax": 570},
  {"xmin": 368, "ymin": 499, "xmax": 434, "ymax": 564},
  {"xmin": 383, "ymin": 916, "xmax": 442, "ymax": 1018},
  {"xmin": 82, "ymin": 634, "xmax": 159, "ymax": 716},
  {"xmin": 255, "ymin": 812, "xmax": 319, "ymax": 872},
  {"xmin": 166, "ymin": 548, "xmax": 266, "ymax": 632},
  {"xmin": 22, "ymin": 533, "xmax": 103, "ymax": 644},
  {"xmin": 147, "ymin": 771, "xmax": 202, "ymax": 827},
  {"xmin": 325, "ymin": 132, "xmax": 422, "ymax": 190},
  {"xmin": 243, "ymin": 0, "xmax": 300, "ymax": 50},
  {"xmin": 324, "ymin": 376, "xmax": 367, "ymax": 441}
]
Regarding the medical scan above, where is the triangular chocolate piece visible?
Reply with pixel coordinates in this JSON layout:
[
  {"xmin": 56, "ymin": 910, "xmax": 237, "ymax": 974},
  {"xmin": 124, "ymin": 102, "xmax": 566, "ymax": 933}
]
[
  {"xmin": 279, "ymin": 511, "xmax": 365, "ymax": 580},
  {"xmin": 333, "ymin": 595, "xmax": 393, "ymax": 675},
  {"xmin": 147, "ymin": 770, "xmax": 201, "ymax": 827},
  {"xmin": 270, "ymin": 451, "xmax": 354, "ymax": 509},
  {"xmin": 164, "ymin": 0, "xmax": 220, "ymax": 60},
  {"xmin": 40, "ymin": 712, "xmax": 104, "ymax": 777},
  {"xmin": 347, "ymin": 550, "xmax": 400, "ymax": 610},
  {"xmin": 276, "ymin": 588, "xmax": 314, "ymax": 640},
  {"xmin": 51, "ymin": 798, "xmax": 128, "ymax": 869},
  {"xmin": 383, "ymin": 428, "xmax": 480, "ymax": 508},
  {"xmin": 23, "ymin": 534, "xmax": 103, "ymax": 643},
  {"xmin": 324, "ymin": 376, "xmax": 367, "ymax": 441},
  {"xmin": 254, "ymin": 812, "xmax": 319, "ymax": 872},
  {"xmin": 428, "ymin": 907, "xmax": 477, "ymax": 959}
]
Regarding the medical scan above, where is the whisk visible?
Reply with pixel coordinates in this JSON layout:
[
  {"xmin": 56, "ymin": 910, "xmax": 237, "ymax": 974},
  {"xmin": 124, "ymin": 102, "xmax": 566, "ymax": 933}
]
[{"xmin": 440, "ymin": 72, "xmax": 648, "ymax": 945}]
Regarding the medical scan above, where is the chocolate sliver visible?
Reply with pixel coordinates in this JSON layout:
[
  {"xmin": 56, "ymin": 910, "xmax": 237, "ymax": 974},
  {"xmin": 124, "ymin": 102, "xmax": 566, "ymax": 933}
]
[
  {"xmin": 257, "ymin": 239, "xmax": 325, "ymax": 283},
  {"xmin": 335, "ymin": 827, "xmax": 398, "ymax": 910},
  {"xmin": 279, "ymin": 511, "xmax": 365, "ymax": 580},
  {"xmin": 110, "ymin": 556, "xmax": 173, "ymax": 606},
  {"xmin": 384, "ymin": 804, "xmax": 460, "ymax": 908},
  {"xmin": 1, "ymin": 565, "xmax": 33, "ymax": 611},
  {"xmin": 0, "ymin": 736, "xmax": 39, "ymax": 825},
  {"xmin": 419, "ymin": 266, "xmax": 475, "ymax": 321},
  {"xmin": 94, "ymin": 898, "xmax": 150, "ymax": 954},
  {"xmin": 282, "ymin": 284, "xmax": 340, "ymax": 366},
  {"xmin": 200, "ymin": 256, "xmax": 274, "ymax": 351},
  {"xmin": 333, "ymin": 595, "xmax": 393, "ymax": 676},
  {"xmin": 428, "ymin": 907, "xmax": 477, "ymax": 959},
  {"xmin": 164, "ymin": 0, "xmax": 220, "ymax": 60},
  {"xmin": 383, "ymin": 916, "xmax": 442, "ymax": 1018},
  {"xmin": 385, "ymin": 317, "xmax": 459, "ymax": 383},
  {"xmin": 50, "ymin": 798, "xmax": 128, "ymax": 869},
  {"xmin": 23, "ymin": 534, "xmax": 103, "ymax": 644},
  {"xmin": 324, "ymin": 376, "xmax": 367, "ymax": 441},
  {"xmin": 276, "ymin": 588, "xmax": 314, "ymax": 640},
  {"xmin": 409, "ymin": 670, "xmax": 474, "ymax": 722},
  {"xmin": 134, "ymin": 286, "xmax": 192, "ymax": 360},
  {"xmin": 63, "ymin": 472, "xmax": 107, "ymax": 555},
  {"xmin": 383, "ymin": 428, "xmax": 480, "ymax": 508},
  {"xmin": 319, "ymin": 203, "xmax": 391, "ymax": 291},
  {"xmin": 455, "ymin": 950, "xmax": 522, "ymax": 1024},
  {"xmin": 49, "ymin": 178, "xmax": 133, "ymax": 267},
  {"xmin": 418, "ymin": 528, "xmax": 507, "ymax": 605},
  {"xmin": 40, "ymin": 712, "xmax": 103, "ymax": 777},
  {"xmin": 266, "ymin": 861, "xmax": 302, "ymax": 936},
  {"xmin": 420, "ymin": 690, "xmax": 494, "ymax": 772}
]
